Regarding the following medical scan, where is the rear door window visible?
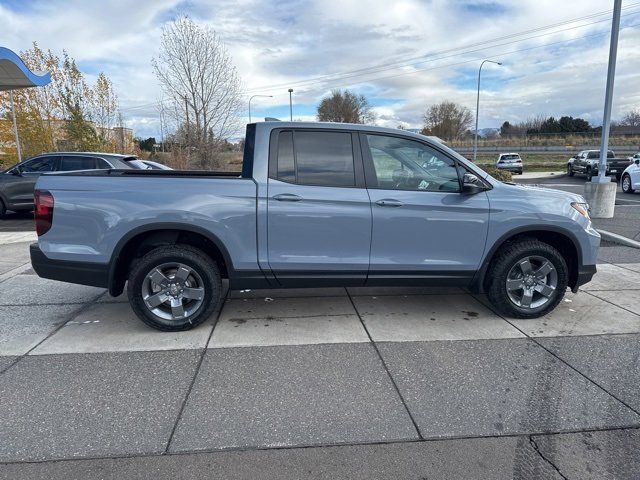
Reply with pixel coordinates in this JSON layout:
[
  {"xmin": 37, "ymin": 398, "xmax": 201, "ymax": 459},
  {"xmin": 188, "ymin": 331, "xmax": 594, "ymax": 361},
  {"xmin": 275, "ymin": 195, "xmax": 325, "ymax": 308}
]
[
  {"xmin": 275, "ymin": 130, "xmax": 356, "ymax": 187},
  {"xmin": 60, "ymin": 156, "xmax": 97, "ymax": 171}
]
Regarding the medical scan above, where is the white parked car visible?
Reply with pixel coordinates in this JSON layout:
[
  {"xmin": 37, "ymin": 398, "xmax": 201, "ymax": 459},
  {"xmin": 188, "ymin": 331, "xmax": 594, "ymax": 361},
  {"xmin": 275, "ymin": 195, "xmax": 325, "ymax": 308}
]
[
  {"xmin": 628, "ymin": 152, "xmax": 640, "ymax": 162},
  {"xmin": 496, "ymin": 153, "xmax": 523, "ymax": 174},
  {"xmin": 621, "ymin": 156, "xmax": 640, "ymax": 194}
]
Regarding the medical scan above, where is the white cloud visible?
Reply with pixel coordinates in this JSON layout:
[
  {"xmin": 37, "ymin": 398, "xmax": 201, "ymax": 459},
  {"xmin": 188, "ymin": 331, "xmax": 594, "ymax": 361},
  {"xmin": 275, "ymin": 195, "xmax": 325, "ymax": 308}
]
[{"xmin": 2, "ymin": 0, "xmax": 640, "ymax": 138}]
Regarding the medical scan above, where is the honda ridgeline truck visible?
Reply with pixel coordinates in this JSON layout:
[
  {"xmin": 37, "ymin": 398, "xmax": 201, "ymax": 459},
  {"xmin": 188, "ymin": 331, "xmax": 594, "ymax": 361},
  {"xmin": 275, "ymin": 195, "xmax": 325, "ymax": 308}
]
[{"xmin": 31, "ymin": 122, "xmax": 600, "ymax": 331}]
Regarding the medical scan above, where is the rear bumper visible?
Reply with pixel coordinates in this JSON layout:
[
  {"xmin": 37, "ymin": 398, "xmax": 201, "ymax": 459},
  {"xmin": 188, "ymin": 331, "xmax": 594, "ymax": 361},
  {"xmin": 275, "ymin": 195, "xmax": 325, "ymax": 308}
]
[
  {"xmin": 496, "ymin": 165, "xmax": 522, "ymax": 173},
  {"xmin": 30, "ymin": 243, "xmax": 109, "ymax": 288},
  {"xmin": 573, "ymin": 264, "xmax": 597, "ymax": 293}
]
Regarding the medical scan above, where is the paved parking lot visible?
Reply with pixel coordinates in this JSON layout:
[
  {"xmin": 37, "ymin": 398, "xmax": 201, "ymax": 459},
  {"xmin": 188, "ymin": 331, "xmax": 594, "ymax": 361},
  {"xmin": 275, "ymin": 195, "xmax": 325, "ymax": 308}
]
[{"xmin": 0, "ymin": 238, "xmax": 639, "ymax": 479}]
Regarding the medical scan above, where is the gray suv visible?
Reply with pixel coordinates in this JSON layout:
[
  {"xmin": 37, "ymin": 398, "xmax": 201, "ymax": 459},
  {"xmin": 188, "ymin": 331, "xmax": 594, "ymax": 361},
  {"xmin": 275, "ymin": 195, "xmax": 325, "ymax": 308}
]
[{"xmin": 0, "ymin": 152, "xmax": 139, "ymax": 215}]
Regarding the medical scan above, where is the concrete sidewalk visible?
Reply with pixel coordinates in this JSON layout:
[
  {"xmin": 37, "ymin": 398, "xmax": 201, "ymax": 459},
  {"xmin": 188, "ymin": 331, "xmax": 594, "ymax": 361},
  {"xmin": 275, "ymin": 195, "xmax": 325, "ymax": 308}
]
[{"xmin": 1, "ymin": 245, "xmax": 640, "ymax": 478}]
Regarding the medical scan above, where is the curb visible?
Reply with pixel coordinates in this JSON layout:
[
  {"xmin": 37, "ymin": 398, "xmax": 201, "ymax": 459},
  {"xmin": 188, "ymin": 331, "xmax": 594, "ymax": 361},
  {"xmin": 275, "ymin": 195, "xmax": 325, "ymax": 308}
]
[
  {"xmin": 596, "ymin": 229, "xmax": 640, "ymax": 249},
  {"xmin": 513, "ymin": 172, "xmax": 567, "ymax": 181}
]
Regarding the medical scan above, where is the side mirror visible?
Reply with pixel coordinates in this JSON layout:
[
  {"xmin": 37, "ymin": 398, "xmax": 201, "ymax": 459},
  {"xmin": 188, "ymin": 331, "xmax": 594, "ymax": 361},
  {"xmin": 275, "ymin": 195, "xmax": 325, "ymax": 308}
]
[
  {"xmin": 11, "ymin": 167, "xmax": 22, "ymax": 176},
  {"xmin": 462, "ymin": 172, "xmax": 486, "ymax": 194},
  {"xmin": 635, "ymin": 159, "xmax": 640, "ymax": 165}
]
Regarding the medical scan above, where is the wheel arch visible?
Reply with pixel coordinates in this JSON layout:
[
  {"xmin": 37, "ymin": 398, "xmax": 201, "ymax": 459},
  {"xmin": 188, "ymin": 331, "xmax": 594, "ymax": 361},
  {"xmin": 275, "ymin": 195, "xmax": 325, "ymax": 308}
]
[
  {"xmin": 108, "ymin": 223, "xmax": 234, "ymax": 296},
  {"xmin": 472, "ymin": 226, "xmax": 581, "ymax": 294}
]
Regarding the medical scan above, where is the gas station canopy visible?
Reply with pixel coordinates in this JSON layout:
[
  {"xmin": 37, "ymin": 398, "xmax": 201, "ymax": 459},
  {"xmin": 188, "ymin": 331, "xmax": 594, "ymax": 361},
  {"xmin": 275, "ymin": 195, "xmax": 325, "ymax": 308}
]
[{"xmin": 0, "ymin": 47, "xmax": 51, "ymax": 91}]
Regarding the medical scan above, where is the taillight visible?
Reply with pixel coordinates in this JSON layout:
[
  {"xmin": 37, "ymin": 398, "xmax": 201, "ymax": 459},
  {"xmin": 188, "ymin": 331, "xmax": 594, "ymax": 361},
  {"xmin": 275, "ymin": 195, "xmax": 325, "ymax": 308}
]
[{"xmin": 34, "ymin": 189, "xmax": 54, "ymax": 236}]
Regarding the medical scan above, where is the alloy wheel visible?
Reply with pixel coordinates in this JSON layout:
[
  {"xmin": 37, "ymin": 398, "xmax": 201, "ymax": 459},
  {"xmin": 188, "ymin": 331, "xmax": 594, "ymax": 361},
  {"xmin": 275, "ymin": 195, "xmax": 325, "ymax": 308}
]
[
  {"xmin": 505, "ymin": 255, "xmax": 558, "ymax": 309},
  {"xmin": 142, "ymin": 262, "xmax": 205, "ymax": 321}
]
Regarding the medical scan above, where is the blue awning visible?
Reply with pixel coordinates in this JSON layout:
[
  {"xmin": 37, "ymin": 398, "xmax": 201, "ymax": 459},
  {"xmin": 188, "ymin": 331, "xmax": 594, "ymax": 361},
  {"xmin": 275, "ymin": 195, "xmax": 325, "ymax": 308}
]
[{"xmin": 0, "ymin": 47, "xmax": 51, "ymax": 91}]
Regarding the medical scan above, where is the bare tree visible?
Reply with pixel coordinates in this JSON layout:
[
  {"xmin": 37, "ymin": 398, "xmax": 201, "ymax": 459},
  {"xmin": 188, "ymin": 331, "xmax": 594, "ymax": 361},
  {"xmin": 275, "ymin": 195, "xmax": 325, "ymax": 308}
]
[
  {"xmin": 152, "ymin": 16, "xmax": 243, "ymax": 169},
  {"xmin": 317, "ymin": 89, "xmax": 375, "ymax": 124},
  {"xmin": 620, "ymin": 108, "xmax": 640, "ymax": 127},
  {"xmin": 422, "ymin": 101, "xmax": 473, "ymax": 141}
]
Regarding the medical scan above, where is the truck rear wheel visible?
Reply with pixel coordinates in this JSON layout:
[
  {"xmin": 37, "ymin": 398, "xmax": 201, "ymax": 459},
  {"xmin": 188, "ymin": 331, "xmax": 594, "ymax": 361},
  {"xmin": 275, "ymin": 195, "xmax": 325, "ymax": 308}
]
[
  {"xmin": 486, "ymin": 239, "xmax": 568, "ymax": 319},
  {"xmin": 127, "ymin": 245, "xmax": 222, "ymax": 331}
]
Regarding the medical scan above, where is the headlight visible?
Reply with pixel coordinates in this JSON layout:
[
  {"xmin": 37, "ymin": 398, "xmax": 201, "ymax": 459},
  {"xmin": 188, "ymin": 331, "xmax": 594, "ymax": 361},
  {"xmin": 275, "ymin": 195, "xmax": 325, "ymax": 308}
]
[{"xmin": 571, "ymin": 202, "xmax": 590, "ymax": 219}]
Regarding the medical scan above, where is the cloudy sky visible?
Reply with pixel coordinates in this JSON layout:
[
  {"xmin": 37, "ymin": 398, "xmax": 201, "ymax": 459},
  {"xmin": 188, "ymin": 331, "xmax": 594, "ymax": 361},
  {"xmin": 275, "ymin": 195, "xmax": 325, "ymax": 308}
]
[{"xmin": 2, "ymin": 0, "xmax": 640, "ymax": 139}]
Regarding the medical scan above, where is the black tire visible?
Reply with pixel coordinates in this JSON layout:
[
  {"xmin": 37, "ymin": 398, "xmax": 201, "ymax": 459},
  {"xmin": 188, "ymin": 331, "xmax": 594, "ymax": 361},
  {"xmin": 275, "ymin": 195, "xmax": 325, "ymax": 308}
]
[
  {"xmin": 615, "ymin": 173, "xmax": 622, "ymax": 183},
  {"xmin": 486, "ymin": 238, "xmax": 568, "ymax": 319},
  {"xmin": 127, "ymin": 245, "xmax": 222, "ymax": 331},
  {"xmin": 585, "ymin": 166, "xmax": 592, "ymax": 179},
  {"xmin": 567, "ymin": 163, "xmax": 574, "ymax": 177},
  {"xmin": 622, "ymin": 174, "xmax": 635, "ymax": 194},
  {"xmin": 0, "ymin": 199, "xmax": 5, "ymax": 218}
]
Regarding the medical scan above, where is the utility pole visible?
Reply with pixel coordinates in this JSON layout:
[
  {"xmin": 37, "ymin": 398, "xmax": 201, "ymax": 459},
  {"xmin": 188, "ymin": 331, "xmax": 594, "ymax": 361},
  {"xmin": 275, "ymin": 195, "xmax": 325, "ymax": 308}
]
[
  {"xmin": 9, "ymin": 90, "xmax": 22, "ymax": 162},
  {"xmin": 584, "ymin": 0, "xmax": 621, "ymax": 218},
  {"xmin": 288, "ymin": 89, "xmax": 293, "ymax": 121},
  {"xmin": 473, "ymin": 60, "xmax": 501, "ymax": 162}
]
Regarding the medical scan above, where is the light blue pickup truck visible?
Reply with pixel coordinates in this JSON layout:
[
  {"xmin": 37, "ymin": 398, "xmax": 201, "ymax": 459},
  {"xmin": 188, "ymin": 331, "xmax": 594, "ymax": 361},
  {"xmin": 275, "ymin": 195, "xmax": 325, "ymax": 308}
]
[{"xmin": 31, "ymin": 122, "xmax": 600, "ymax": 331}]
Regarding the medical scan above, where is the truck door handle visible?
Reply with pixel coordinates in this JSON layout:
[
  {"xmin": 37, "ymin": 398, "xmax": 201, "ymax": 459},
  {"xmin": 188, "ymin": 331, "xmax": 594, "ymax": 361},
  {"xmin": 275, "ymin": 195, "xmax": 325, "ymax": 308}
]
[
  {"xmin": 273, "ymin": 193, "xmax": 303, "ymax": 202},
  {"xmin": 375, "ymin": 199, "xmax": 403, "ymax": 207}
]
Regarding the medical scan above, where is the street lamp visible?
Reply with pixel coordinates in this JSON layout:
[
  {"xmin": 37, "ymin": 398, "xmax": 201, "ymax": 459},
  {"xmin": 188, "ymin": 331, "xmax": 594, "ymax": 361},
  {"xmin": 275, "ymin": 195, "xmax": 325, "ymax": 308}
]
[
  {"xmin": 248, "ymin": 94, "xmax": 273, "ymax": 123},
  {"xmin": 288, "ymin": 88, "xmax": 293, "ymax": 121},
  {"xmin": 473, "ymin": 59, "xmax": 502, "ymax": 162}
]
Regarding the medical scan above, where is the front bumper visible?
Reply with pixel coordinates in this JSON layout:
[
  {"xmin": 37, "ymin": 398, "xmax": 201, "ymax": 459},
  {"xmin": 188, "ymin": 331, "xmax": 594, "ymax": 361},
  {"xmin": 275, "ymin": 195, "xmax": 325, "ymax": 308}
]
[
  {"xmin": 30, "ymin": 243, "xmax": 109, "ymax": 288},
  {"xmin": 573, "ymin": 264, "xmax": 597, "ymax": 293}
]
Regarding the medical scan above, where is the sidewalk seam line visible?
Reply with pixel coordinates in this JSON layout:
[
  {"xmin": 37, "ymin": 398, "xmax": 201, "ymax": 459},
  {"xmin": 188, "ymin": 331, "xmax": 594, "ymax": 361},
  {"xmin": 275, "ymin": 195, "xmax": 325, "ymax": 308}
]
[
  {"xmin": 0, "ymin": 291, "xmax": 107, "ymax": 376},
  {"xmin": 477, "ymin": 295, "xmax": 640, "ymax": 418},
  {"xmin": 346, "ymin": 290, "xmax": 424, "ymax": 441},
  {"xmin": 529, "ymin": 435, "xmax": 568, "ymax": 480},
  {"xmin": 163, "ymin": 288, "xmax": 228, "ymax": 454},
  {"xmin": 3, "ymin": 424, "xmax": 639, "ymax": 466}
]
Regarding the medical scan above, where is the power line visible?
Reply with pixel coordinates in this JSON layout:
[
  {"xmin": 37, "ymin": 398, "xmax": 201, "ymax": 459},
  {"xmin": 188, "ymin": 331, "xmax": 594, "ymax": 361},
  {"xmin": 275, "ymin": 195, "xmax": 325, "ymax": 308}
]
[
  {"xmin": 244, "ymin": 8, "xmax": 640, "ymax": 93},
  {"xmin": 243, "ymin": 4, "xmax": 640, "ymax": 93},
  {"xmin": 120, "ymin": 5, "xmax": 640, "ymax": 113}
]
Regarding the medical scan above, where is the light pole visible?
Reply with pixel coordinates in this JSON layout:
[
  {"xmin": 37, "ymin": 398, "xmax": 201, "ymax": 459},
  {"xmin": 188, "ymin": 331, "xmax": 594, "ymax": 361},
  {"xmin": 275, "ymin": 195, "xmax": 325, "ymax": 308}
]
[
  {"xmin": 473, "ymin": 59, "xmax": 501, "ymax": 162},
  {"xmin": 584, "ymin": 0, "xmax": 621, "ymax": 218},
  {"xmin": 288, "ymin": 88, "xmax": 293, "ymax": 121},
  {"xmin": 248, "ymin": 94, "xmax": 273, "ymax": 123}
]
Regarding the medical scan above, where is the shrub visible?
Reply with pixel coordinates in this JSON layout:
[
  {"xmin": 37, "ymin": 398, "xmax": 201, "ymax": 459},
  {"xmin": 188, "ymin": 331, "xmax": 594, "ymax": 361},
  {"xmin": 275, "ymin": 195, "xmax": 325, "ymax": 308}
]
[{"xmin": 479, "ymin": 165, "xmax": 513, "ymax": 182}]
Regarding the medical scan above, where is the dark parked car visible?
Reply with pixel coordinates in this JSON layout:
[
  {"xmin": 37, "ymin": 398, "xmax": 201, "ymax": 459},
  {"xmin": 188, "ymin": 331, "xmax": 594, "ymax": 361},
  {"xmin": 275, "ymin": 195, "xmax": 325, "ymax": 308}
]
[{"xmin": 0, "ymin": 152, "xmax": 138, "ymax": 215}]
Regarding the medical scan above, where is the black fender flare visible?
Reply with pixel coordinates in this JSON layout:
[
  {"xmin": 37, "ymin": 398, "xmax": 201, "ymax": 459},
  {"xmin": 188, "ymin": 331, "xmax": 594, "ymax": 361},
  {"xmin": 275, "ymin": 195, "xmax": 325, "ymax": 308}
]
[
  {"xmin": 107, "ymin": 222, "xmax": 235, "ymax": 295},
  {"xmin": 470, "ymin": 225, "xmax": 583, "ymax": 293}
]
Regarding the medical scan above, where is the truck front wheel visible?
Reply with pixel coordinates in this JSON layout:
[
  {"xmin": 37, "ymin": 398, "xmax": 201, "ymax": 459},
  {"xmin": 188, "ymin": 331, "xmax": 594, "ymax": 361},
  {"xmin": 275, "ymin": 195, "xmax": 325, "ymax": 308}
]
[
  {"xmin": 486, "ymin": 239, "xmax": 568, "ymax": 319},
  {"xmin": 127, "ymin": 245, "xmax": 222, "ymax": 331}
]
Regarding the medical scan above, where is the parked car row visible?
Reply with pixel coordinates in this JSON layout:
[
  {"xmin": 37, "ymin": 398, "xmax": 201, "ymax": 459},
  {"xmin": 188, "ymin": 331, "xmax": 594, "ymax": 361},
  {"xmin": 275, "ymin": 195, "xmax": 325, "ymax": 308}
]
[{"xmin": 0, "ymin": 152, "xmax": 171, "ymax": 216}]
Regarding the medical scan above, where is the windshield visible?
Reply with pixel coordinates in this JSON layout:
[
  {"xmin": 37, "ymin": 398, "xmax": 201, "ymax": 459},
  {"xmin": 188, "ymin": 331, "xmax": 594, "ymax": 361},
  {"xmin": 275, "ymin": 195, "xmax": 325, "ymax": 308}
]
[
  {"xmin": 500, "ymin": 154, "xmax": 520, "ymax": 161},
  {"xmin": 127, "ymin": 160, "xmax": 150, "ymax": 170}
]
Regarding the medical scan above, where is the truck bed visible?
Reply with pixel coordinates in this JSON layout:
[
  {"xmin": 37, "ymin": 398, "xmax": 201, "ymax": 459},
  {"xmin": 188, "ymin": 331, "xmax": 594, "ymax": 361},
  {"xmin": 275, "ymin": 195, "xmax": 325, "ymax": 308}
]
[{"xmin": 35, "ymin": 173, "xmax": 259, "ymax": 274}]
